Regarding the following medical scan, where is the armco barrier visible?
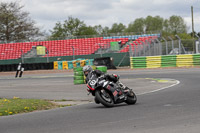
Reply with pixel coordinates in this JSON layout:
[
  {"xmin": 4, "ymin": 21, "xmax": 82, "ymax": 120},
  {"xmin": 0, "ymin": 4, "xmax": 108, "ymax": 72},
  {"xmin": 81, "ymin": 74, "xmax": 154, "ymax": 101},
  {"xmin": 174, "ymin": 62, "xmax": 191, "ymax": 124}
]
[
  {"xmin": 193, "ymin": 54, "xmax": 200, "ymax": 66},
  {"xmin": 130, "ymin": 57, "xmax": 146, "ymax": 69},
  {"xmin": 161, "ymin": 55, "xmax": 176, "ymax": 67},
  {"xmin": 176, "ymin": 55, "xmax": 193, "ymax": 67},
  {"xmin": 146, "ymin": 56, "xmax": 161, "ymax": 68},
  {"xmin": 130, "ymin": 54, "xmax": 200, "ymax": 69}
]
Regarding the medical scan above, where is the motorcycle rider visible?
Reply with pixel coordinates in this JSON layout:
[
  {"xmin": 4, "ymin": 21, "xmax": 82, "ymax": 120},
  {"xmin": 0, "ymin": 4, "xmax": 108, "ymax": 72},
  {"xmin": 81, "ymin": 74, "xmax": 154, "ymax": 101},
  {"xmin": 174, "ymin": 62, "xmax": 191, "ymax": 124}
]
[
  {"xmin": 83, "ymin": 65, "xmax": 119, "ymax": 84},
  {"xmin": 83, "ymin": 65, "xmax": 123, "ymax": 104}
]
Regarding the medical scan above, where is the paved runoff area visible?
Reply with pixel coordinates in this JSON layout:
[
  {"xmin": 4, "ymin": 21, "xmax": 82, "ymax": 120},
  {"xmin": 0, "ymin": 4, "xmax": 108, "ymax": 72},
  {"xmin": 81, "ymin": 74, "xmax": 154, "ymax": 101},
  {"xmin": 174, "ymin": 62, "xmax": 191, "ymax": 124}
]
[{"xmin": 0, "ymin": 69, "xmax": 178, "ymax": 105}]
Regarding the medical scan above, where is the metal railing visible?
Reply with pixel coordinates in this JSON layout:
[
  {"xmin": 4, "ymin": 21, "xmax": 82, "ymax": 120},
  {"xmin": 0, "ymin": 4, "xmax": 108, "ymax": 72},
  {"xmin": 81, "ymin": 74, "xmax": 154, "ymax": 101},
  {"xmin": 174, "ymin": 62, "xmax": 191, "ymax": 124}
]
[{"xmin": 129, "ymin": 35, "xmax": 197, "ymax": 57}]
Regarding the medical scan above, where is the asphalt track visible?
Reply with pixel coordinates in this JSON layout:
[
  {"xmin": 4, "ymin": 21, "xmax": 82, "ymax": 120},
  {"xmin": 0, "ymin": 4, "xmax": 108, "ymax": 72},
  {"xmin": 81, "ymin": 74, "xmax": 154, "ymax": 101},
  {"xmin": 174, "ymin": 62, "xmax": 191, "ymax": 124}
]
[{"xmin": 0, "ymin": 68, "xmax": 200, "ymax": 133}]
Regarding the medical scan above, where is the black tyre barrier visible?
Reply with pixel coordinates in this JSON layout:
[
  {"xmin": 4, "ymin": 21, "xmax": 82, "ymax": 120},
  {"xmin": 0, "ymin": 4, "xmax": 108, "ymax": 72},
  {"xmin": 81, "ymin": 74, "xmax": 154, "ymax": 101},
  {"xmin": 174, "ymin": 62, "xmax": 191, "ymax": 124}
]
[{"xmin": 0, "ymin": 62, "xmax": 54, "ymax": 72}]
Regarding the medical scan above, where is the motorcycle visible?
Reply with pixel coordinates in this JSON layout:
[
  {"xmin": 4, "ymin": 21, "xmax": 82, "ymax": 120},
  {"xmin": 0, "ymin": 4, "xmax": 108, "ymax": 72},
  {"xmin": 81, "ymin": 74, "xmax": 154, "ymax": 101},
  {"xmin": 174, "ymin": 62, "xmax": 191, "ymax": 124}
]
[{"xmin": 87, "ymin": 74, "xmax": 137, "ymax": 107}]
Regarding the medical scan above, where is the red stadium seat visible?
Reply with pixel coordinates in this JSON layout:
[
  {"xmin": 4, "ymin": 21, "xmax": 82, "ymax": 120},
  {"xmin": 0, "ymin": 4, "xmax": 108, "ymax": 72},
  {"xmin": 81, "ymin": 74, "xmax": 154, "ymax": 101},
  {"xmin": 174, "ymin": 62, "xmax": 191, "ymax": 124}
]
[{"xmin": 0, "ymin": 35, "xmax": 158, "ymax": 60}]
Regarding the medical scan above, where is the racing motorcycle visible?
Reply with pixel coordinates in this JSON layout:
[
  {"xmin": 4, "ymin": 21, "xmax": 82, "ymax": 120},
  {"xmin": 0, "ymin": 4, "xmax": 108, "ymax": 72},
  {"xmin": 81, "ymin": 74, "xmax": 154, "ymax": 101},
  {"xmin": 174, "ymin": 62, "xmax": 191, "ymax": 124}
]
[{"xmin": 87, "ymin": 74, "xmax": 137, "ymax": 107}]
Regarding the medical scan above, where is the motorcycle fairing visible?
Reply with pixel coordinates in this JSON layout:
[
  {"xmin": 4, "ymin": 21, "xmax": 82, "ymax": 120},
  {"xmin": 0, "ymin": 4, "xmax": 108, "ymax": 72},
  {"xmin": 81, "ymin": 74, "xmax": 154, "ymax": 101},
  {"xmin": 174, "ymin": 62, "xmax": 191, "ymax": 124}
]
[{"xmin": 103, "ymin": 82, "xmax": 122, "ymax": 102}]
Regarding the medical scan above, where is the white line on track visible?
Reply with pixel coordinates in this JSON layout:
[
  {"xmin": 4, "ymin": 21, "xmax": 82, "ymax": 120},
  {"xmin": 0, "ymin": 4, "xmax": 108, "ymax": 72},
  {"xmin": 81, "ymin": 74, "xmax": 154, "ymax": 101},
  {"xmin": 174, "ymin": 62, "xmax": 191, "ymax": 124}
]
[{"xmin": 137, "ymin": 79, "xmax": 180, "ymax": 95}]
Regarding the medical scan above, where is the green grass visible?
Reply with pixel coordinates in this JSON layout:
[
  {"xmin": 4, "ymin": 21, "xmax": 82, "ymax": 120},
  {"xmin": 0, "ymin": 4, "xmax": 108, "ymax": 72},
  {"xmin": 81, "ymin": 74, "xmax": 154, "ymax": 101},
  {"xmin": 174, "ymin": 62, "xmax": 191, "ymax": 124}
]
[{"xmin": 0, "ymin": 97, "xmax": 58, "ymax": 116}]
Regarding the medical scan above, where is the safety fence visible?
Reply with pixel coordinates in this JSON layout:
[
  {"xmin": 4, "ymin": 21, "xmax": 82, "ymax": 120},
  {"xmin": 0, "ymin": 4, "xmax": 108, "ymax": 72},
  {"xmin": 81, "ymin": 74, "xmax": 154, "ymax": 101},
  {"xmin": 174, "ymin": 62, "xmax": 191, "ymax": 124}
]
[{"xmin": 130, "ymin": 54, "xmax": 200, "ymax": 69}]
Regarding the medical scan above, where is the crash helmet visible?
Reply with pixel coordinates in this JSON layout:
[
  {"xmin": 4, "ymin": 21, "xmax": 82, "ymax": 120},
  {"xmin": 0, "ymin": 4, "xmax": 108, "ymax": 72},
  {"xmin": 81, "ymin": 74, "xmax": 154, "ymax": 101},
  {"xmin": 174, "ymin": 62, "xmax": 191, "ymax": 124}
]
[{"xmin": 83, "ymin": 65, "xmax": 93, "ymax": 76}]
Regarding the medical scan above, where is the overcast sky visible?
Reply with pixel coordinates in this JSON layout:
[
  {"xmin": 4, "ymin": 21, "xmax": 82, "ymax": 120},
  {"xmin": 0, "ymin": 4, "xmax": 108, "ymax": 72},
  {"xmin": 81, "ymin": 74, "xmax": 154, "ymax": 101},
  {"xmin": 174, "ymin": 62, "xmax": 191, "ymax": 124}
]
[{"xmin": 2, "ymin": 0, "xmax": 200, "ymax": 33}]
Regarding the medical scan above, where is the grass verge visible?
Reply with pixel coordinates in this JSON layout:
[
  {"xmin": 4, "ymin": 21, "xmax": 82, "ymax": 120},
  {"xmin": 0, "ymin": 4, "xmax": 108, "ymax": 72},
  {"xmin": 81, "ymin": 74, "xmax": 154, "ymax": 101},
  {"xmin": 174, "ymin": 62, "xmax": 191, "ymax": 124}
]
[{"xmin": 0, "ymin": 97, "xmax": 60, "ymax": 116}]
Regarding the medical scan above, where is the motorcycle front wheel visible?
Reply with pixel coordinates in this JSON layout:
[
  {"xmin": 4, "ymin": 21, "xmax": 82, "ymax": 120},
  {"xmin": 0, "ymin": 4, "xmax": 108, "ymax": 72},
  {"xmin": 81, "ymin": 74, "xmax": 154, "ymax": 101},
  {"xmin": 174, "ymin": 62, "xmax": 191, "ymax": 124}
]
[
  {"xmin": 95, "ymin": 89, "xmax": 114, "ymax": 107},
  {"xmin": 125, "ymin": 90, "xmax": 137, "ymax": 105}
]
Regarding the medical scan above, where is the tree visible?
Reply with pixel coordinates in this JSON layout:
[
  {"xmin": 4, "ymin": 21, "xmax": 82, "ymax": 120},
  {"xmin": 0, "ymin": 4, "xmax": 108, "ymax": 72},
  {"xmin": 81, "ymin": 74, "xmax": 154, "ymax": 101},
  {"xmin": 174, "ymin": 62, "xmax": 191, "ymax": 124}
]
[
  {"xmin": 50, "ymin": 17, "xmax": 111, "ymax": 39},
  {"xmin": 164, "ymin": 15, "xmax": 187, "ymax": 34},
  {"xmin": 77, "ymin": 25, "xmax": 97, "ymax": 36},
  {"xmin": 126, "ymin": 18, "xmax": 145, "ymax": 33},
  {"xmin": 49, "ymin": 22, "xmax": 66, "ymax": 40},
  {"xmin": 145, "ymin": 16, "xmax": 164, "ymax": 32},
  {"xmin": 93, "ymin": 25, "xmax": 110, "ymax": 35},
  {"xmin": 109, "ymin": 23, "xmax": 126, "ymax": 33},
  {"xmin": 93, "ymin": 25, "xmax": 105, "ymax": 35},
  {"xmin": 49, "ymin": 15, "xmax": 189, "ymax": 39},
  {"xmin": 163, "ymin": 19, "xmax": 170, "ymax": 33},
  {"xmin": 50, "ymin": 16, "xmax": 88, "ymax": 39},
  {"xmin": 126, "ymin": 16, "xmax": 164, "ymax": 33},
  {"xmin": 126, "ymin": 15, "xmax": 187, "ymax": 35},
  {"xmin": 102, "ymin": 26, "xmax": 110, "ymax": 35},
  {"xmin": 63, "ymin": 16, "xmax": 86, "ymax": 36},
  {"xmin": 0, "ymin": 1, "xmax": 42, "ymax": 43}
]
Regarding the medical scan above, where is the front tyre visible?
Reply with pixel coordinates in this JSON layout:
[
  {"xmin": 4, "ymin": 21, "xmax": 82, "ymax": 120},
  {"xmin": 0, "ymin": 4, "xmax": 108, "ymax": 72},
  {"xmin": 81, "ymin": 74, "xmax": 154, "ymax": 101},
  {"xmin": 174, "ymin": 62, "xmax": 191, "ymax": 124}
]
[
  {"xmin": 125, "ymin": 90, "xmax": 137, "ymax": 105},
  {"xmin": 95, "ymin": 89, "xmax": 114, "ymax": 107}
]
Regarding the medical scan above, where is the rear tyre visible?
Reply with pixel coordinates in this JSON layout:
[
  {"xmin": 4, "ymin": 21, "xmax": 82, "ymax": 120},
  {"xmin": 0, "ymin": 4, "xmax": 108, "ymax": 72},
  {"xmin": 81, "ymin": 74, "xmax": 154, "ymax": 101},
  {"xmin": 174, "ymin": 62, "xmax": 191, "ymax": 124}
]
[
  {"xmin": 94, "ymin": 97, "xmax": 100, "ymax": 104},
  {"xmin": 95, "ymin": 89, "xmax": 114, "ymax": 107},
  {"xmin": 125, "ymin": 90, "xmax": 137, "ymax": 105}
]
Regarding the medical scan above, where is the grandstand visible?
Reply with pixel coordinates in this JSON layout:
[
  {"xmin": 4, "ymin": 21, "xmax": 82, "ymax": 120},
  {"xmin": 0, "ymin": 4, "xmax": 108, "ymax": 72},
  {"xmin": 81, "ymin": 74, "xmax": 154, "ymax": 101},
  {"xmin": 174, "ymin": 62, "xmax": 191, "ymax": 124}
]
[{"xmin": 0, "ymin": 34, "xmax": 160, "ymax": 60}]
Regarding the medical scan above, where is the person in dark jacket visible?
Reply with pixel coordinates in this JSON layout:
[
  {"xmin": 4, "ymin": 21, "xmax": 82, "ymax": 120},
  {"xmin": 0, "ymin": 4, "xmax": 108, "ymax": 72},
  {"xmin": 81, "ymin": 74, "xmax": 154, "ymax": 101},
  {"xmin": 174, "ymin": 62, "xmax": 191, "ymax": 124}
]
[
  {"xmin": 83, "ymin": 65, "xmax": 119, "ymax": 84},
  {"xmin": 83, "ymin": 65, "xmax": 121, "ymax": 104}
]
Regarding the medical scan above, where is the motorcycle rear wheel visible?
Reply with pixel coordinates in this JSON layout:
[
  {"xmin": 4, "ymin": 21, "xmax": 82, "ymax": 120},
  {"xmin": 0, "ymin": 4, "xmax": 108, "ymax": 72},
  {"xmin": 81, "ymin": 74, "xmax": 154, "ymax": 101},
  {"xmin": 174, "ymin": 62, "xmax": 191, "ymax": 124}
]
[
  {"xmin": 125, "ymin": 90, "xmax": 137, "ymax": 105},
  {"xmin": 95, "ymin": 89, "xmax": 114, "ymax": 107}
]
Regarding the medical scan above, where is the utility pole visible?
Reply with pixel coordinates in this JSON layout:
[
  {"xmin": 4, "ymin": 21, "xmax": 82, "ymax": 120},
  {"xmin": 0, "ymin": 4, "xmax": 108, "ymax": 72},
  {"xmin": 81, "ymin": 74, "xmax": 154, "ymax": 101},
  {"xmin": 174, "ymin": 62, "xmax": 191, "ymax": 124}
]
[
  {"xmin": 191, "ymin": 6, "xmax": 195, "ymax": 52},
  {"xmin": 191, "ymin": 6, "xmax": 195, "ymax": 38}
]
